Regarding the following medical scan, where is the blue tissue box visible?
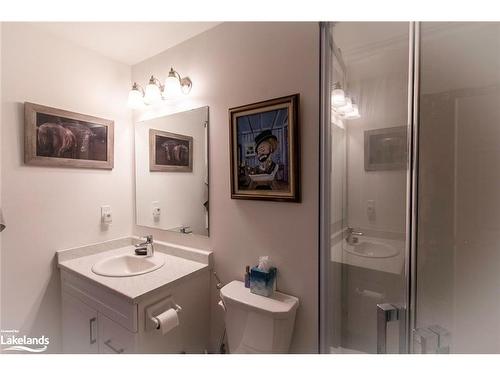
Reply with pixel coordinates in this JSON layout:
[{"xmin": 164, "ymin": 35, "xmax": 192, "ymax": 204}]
[{"xmin": 250, "ymin": 266, "xmax": 277, "ymax": 297}]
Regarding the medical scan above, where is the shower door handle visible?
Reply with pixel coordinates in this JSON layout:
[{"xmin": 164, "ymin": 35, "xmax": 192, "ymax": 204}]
[
  {"xmin": 377, "ymin": 303, "xmax": 406, "ymax": 354},
  {"xmin": 413, "ymin": 325, "xmax": 450, "ymax": 354}
]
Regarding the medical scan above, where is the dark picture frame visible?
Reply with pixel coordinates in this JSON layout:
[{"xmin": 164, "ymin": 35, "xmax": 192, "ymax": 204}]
[
  {"xmin": 149, "ymin": 128, "xmax": 193, "ymax": 172},
  {"xmin": 24, "ymin": 102, "xmax": 114, "ymax": 169},
  {"xmin": 229, "ymin": 94, "xmax": 300, "ymax": 202}
]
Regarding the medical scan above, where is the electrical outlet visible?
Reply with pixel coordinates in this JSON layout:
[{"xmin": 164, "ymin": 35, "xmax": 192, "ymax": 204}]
[
  {"xmin": 367, "ymin": 200, "xmax": 376, "ymax": 221},
  {"xmin": 152, "ymin": 201, "xmax": 161, "ymax": 218},
  {"xmin": 101, "ymin": 205, "xmax": 112, "ymax": 224}
]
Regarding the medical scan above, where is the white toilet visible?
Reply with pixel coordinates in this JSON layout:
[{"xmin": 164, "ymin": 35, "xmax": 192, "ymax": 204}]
[{"xmin": 220, "ymin": 280, "xmax": 299, "ymax": 353}]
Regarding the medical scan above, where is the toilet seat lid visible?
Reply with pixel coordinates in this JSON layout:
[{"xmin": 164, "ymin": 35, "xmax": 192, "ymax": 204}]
[{"xmin": 220, "ymin": 280, "xmax": 299, "ymax": 317}]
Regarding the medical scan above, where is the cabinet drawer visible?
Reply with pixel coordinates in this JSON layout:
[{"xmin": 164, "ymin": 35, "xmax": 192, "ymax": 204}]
[{"xmin": 98, "ymin": 313, "xmax": 137, "ymax": 354}]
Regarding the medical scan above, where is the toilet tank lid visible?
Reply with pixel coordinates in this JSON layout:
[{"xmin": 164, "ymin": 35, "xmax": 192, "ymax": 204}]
[{"xmin": 220, "ymin": 281, "xmax": 299, "ymax": 315}]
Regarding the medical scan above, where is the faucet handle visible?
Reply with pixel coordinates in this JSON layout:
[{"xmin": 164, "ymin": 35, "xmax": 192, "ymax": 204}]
[
  {"xmin": 144, "ymin": 235, "xmax": 153, "ymax": 243},
  {"xmin": 347, "ymin": 227, "xmax": 364, "ymax": 236}
]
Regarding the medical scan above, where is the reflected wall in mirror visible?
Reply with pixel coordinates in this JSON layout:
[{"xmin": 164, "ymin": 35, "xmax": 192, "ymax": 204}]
[{"xmin": 135, "ymin": 106, "xmax": 209, "ymax": 236}]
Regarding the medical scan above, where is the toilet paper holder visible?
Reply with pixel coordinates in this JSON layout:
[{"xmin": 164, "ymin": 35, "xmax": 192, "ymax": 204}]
[{"xmin": 145, "ymin": 296, "xmax": 182, "ymax": 331}]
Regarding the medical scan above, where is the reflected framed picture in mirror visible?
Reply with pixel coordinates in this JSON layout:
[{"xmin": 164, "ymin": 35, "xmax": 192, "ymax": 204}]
[
  {"xmin": 149, "ymin": 129, "xmax": 193, "ymax": 172},
  {"xmin": 364, "ymin": 126, "xmax": 407, "ymax": 171}
]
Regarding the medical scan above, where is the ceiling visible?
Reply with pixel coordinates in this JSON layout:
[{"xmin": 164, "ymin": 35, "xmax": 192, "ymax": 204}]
[{"xmin": 28, "ymin": 22, "xmax": 221, "ymax": 65}]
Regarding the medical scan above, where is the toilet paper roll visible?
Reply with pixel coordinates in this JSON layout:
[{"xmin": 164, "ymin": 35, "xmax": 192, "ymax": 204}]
[{"xmin": 153, "ymin": 308, "xmax": 179, "ymax": 335}]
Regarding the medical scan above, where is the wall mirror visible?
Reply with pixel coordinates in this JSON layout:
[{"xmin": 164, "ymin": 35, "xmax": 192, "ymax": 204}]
[{"xmin": 135, "ymin": 106, "xmax": 209, "ymax": 236}]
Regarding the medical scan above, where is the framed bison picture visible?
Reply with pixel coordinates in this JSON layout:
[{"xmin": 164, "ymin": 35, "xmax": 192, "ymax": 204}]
[
  {"xmin": 24, "ymin": 102, "xmax": 114, "ymax": 169},
  {"xmin": 149, "ymin": 129, "xmax": 193, "ymax": 172},
  {"xmin": 229, "ymin": 94, "xmax": 300, "ymax": 202}
]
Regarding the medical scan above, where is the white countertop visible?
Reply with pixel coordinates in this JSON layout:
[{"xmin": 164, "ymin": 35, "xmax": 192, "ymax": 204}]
[{"xmin": 57, "ymin": 237, "xmax": 212, "ymax": 302}]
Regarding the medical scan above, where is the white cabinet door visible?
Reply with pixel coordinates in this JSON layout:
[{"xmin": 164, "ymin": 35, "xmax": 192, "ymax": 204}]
[
  {"xmin": 98, "ymin": 312, "xmax": 136, "ymax": 354},
  {"xmin": 61, "ymin": 292, "xmax": 98, "ymax": 353}
]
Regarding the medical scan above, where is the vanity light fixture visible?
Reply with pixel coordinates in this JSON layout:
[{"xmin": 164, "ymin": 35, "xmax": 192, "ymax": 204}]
[
  {"xmin": 164, "ymin": 67, "xmax": 192, "ymax": 99},
  {"xmin": 331, "ymin": 82, "xmax": 361, "ymax": 120},
  {"xmin": 128, "ymin": 67, "xmax": 192, "ymax": 108},
  {"xmin": 128, "ymin": 82, "xmax": 145, "ymax": 109},
  {"xmin": 331, "ymin": 82, "xmax": 347, "ymax": 107},
  {"xmin": 337, "ymin": 96, "xmax": 353, "ymax": 114},
  {"xmin": 144, "ymin": 76, "xmax": 164, "ymax": 104},
  {"xmin": 343, "ymin": 102, "xmax": 360, "ymax": 120}
]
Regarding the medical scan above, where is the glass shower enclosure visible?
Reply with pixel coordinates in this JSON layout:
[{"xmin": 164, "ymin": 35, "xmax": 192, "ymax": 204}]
[{"xmin": 320, "ymin": 22, "xmax": 500, "ymax": 354}]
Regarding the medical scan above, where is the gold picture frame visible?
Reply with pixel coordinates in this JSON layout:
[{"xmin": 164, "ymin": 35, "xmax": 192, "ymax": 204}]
[{"xmin": 229, "ymin": 94, "xmax": 300, "ymax": 202}]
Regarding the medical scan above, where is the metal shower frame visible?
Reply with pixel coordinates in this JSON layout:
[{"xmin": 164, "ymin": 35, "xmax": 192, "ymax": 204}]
[{"xmin": 318, "ymin": 21, "xmax": 421, "ymax": 354}]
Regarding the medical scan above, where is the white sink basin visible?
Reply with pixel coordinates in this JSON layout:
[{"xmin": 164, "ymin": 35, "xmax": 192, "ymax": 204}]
[
  {"xmin": 91, "ymin": 253, "xmax": 165, "ymax": 277},
  {"xmin": 344, "ymin": 240, "xmax": 399, "ymax": 258}
]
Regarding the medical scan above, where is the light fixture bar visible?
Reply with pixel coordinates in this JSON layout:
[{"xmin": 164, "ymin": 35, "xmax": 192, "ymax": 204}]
[{"xmin": 127, "ymin": 67, "xmax": 192, "ymax": 108}]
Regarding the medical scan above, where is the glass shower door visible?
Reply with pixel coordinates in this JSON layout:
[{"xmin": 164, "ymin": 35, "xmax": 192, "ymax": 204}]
[
  {"xmin": 321, "ymin": 21, "xmax": 500, "ymax": 355},
  {"xmin": 413, "ymin": 22, "xmax": 500, "ymax": 354},
  {"xmin": 320, "ymin": 22, "xmax": 411, "ymax": 354}
]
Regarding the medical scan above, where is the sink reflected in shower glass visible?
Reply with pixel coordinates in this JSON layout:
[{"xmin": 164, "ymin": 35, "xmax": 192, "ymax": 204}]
[{"xmin": 344, "ymin": 238, "xmax": 399, "ymax": 258}]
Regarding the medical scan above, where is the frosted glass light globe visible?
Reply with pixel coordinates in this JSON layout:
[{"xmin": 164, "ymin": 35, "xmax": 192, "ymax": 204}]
[
  {"xmin": 331, "ymin": 88, "xmax": 347, "ymax": 107},
  {"xmin": 337, "ymin": 97, "xmax": 353, "ymax": 114},
  {"xmin": 164, "ymin": 75, "xmax": 181, "ymax": 99},
  {"xmin": 343, "ymin": 104, "xmax": 361, "ymax": 119},
  {"xmin": 127, "ymin": 89, "xmax": 144, "ymax": 109},
  {"xmin": 144, "ymin": 83, "xmax": 162, "ymax": 104}
]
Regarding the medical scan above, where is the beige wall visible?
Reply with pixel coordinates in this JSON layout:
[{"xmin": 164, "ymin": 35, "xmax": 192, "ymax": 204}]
[
  {"xmin": 416, "ymin": 22, "xmax": 500, "ymax": 353},
  {"xmin": 132, "ymin": 22, "xmax": 320, "ymax": 353},
  {"xmin": 0, "ymin": 22, "xmax": 3, "ymax": 330},
  {"xmin": 0, "ymin": 23, "xmax": 134, "ymax": 352}
]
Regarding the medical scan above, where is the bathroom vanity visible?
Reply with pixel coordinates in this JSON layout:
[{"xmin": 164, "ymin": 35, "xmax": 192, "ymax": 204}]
[{"xmin": 57, "ymin": 237, "xmax": 212, "ymax": 354}]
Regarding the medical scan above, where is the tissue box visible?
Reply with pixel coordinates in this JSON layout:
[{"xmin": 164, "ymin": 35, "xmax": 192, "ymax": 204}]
[{"xmin": 250, "ymin": 266, "xmax": 277, "ymax": 297}]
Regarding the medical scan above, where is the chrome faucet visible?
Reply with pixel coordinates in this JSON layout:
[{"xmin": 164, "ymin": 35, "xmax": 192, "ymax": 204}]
[
  {"xmin": 346, "ymin": 227, "xmax": 363, "ymax": 245},
  {"xmin": 179, "ymin": 225, "xmax": 192, "ymax": 234},
  {"xmin": 135, "ymin": 235, "xmax": 154, "ymax": 257}
]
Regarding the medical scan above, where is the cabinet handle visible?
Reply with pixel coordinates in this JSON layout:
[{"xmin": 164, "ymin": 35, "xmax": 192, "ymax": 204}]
[
  {"xmin": 89, "ymin": 317, "xmax": 97, "ymax": 345},
  {"xmin": 104, "ymin": 339, "xmax": 124, "ymax": 354}
]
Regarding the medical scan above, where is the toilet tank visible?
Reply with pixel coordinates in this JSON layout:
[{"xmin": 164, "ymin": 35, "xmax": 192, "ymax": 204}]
[{"xmin": 220, "ymin": 281, "xmax": 299, "ymax": 353}]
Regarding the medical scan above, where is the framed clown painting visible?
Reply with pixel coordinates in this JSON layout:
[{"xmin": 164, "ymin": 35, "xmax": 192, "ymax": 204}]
[{"xmin": 229, "ymin": 94, "xmax": 300, "ymax": 202}]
